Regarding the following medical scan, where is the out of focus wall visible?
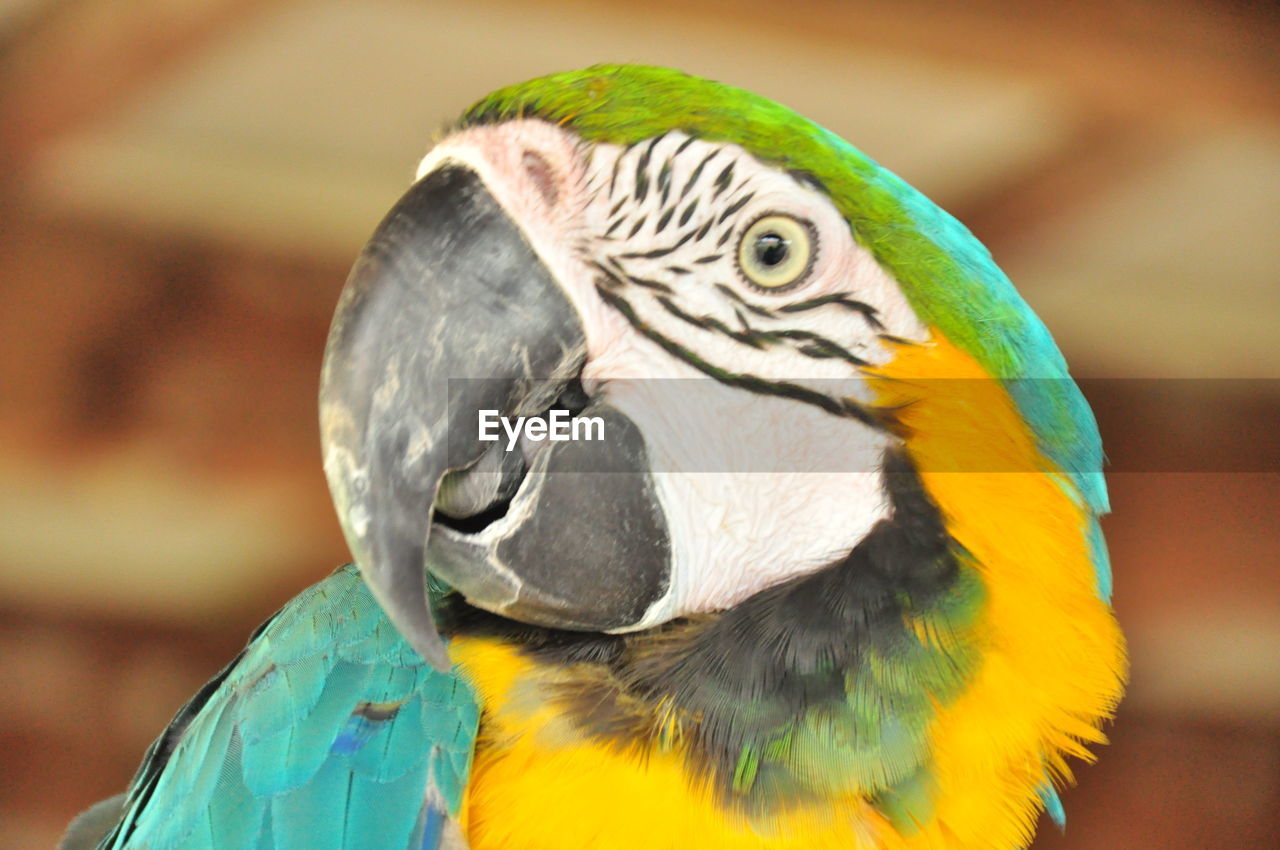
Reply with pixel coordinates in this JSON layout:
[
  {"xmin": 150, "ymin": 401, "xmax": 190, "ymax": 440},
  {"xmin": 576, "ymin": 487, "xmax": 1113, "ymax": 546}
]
[{"xmin": 1, "ymin": 1, "xmax": 1277, "ymax": 847}]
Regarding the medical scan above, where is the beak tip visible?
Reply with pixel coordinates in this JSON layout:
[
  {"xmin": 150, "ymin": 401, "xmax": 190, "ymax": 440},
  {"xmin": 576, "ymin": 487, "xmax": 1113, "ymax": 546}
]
[
  {"xmin": 376, "ymin": 578, "xmax": 454, "ymax": 673},
  {"xmin": 353, "ymin": 530, "xmax": 455, "ymax": 673},
  {"xmin": 365, "ymin": 560, "xmax": 454, "ymax": 672},
  {"xmin": 410, "ymin": 630, "xmax": 454, "ymax": 673}
]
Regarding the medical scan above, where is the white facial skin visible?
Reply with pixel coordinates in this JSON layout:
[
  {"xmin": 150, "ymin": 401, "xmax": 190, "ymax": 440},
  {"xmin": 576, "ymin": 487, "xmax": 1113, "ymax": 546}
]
[{"xmin": 417, "ymin": 121, "xmax": 928, "ymax": 627}]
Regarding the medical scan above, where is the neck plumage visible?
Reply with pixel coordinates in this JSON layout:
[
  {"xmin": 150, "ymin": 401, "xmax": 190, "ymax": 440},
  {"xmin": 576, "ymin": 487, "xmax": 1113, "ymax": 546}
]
[
  {"xmin": 444, "ymin": 448, "xmax": 983, "ymax": 818},
  {"xmin": 445, "ymin": 331, "xmax": 1124, "ymax": 846}
]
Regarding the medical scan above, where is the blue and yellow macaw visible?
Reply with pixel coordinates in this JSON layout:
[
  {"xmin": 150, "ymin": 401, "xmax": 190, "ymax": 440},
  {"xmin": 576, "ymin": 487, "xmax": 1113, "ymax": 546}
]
[{"xmin": 65, "ymin": 65, "xmax": 1125, "ymax": 850}]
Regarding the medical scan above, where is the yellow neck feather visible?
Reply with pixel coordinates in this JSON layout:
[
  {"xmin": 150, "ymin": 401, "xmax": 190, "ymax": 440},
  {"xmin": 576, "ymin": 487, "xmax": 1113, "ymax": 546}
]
[{"xmin": 445, "ymin": 331, "xmax": 1126, "ymax": 849}]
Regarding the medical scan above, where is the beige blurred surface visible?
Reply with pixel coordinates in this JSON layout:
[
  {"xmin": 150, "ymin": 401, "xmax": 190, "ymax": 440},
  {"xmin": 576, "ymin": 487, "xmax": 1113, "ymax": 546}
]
[{"xmin": 1, "ymin": 1, "xmax": 1278, "ymax": 847}]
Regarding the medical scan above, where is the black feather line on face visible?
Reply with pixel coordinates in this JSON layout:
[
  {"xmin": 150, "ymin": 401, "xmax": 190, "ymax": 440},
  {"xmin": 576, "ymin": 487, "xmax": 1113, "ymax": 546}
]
[
  {"xmin": 778, "ymin": 293, "xmax": 886, "ymax": 331},
  {"xmin": 655, "ymin": 295, "xmax": 764, "ymax": 349},
  {"xmin": 658, "ymin": 160, "xmax": 673, "ymax": 208},
  {"xmin": 630, "ymin": 276, "xmax": 676, "ymax": 294},
  {"xmin": 590, "ymin": 260, "xmax": 626, "ymax": 289},
  {"xmin": 715, "ymin": 283, "xmax": 775, "ymax": 318},
  {"xmin": 593, "ymin": 284, "xmax": 892, "ymax": 431},
  {"xmin": 651, "ymin": 292, "xmax": 869, "ymax": 367},
  {"xmin": 680, "ymin": 148, "xmax": 719, "ymax": 202},
  {"xmin": 608, "ymin": 154, "xmax": 624, "ymax": 200},
  {"xmin": 717, "ymin": 192, "xmax": 754, "ymax": 224},
  {"xmin": 712, "ymin": 161, "xmax": 735, "ymax": 198},
  {"xmin": 617, "ymin": 229, "xmax": 697, "ymax": 260},
  {"xmin": 716, "ymin": 225, "xmax": 736, "ymax": 249},
  {"xmin": 678, "ymin": 199, "xmax": 699, "ymax": 228},
  {"xmin": 443, "ymin": 450, "xmax": 971, "ymax": 808},
  {"xmin": 654, "ymin": 205, "xmax": 675, "ymax": 234},
  {"xmin": 765, "ymin": 329, "xmax": 871, "ymax": 367},
  {"xmin": 633, "ymin": 136, "xmax": 662, "ymax": 204}
]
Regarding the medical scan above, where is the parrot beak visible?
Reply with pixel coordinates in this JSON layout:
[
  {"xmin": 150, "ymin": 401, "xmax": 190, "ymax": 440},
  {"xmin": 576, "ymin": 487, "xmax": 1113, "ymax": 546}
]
[
  {"xmin": 319, "ymin": 163, "xmax": 671, "ymax": 671},
  {"xmin": 319, "ymin": 163, "xmax": 586, "ymax": 670}
]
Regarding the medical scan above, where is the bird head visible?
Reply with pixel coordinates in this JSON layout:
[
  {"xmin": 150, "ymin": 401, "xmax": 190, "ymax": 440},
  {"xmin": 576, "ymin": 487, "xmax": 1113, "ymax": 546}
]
[{"xmin": 318, "ymin": 65, "xmax": 1112, "ymax": 675}]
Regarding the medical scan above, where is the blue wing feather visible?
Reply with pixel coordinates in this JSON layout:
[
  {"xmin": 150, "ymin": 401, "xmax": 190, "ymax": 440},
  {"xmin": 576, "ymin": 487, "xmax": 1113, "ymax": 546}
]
[{"xmin": 99, "ymin": 565, "xmax": 479, "ymax": 850}]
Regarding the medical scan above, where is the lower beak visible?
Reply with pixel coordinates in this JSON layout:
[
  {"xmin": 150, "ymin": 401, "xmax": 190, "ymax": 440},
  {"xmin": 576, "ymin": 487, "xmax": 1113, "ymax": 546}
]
[{"xmin": 320, "ymin": 163, "xmax": 671, "ymax": 670}]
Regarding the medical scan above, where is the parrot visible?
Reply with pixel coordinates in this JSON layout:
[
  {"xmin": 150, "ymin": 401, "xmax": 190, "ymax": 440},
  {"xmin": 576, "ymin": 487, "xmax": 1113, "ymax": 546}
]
[{"xmin": 64, "ymin": 64, "xmax": 1125, "ymax": 850}]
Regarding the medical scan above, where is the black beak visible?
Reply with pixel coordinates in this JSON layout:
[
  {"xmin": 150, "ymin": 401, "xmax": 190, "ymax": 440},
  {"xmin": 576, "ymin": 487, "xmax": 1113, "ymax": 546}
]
[{"xmin": 320, "ymin": 164, "xmax": 670, "ymax": 670}]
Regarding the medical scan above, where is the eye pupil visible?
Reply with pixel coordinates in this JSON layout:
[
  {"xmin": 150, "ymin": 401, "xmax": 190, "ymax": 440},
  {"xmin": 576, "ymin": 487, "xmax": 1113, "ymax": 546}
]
[{"xmin": 755, "ymin": 233, "xmax": 789, "ymax": 267}]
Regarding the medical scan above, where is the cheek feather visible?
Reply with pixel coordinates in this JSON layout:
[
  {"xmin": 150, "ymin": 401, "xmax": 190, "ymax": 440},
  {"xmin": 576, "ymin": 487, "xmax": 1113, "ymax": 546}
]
[{"xmin": 609, "ymin": 377, "xmax": 897, "ymax": 623}]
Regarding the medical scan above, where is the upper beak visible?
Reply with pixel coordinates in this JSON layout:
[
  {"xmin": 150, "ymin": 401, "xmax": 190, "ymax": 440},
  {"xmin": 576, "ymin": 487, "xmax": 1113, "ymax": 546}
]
[
  {"xmin": 319, "ymin": 163, "xmax": 586, "ymax": 669},
  {"xmin": 319, "ymin": 163, "xmax": 671, "ymax": 670}
]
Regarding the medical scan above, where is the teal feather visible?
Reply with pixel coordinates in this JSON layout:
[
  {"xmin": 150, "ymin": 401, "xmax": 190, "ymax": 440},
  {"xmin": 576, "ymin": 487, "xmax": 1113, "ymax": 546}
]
[
  {"xmin": 1038, "ymin": 779, "xmax": 1067, "ymax": 829},
  {"xmin": 336, "ymin": 759, "xmax": 433, "ymax": 850},
  {"xmin": 100, "ymin": 565, "xmax": 479, "ymax": 850},
  {"xmin": 239, "ymin": 725, "xmax": 297, "ymax": 796},
  {"xmin": 421, "ymin": 694, "xmax": 469, "ymax": 745},
  {"xmin": 1087, "ymin": 517, "xmax": 1113, "ymax": 602},
  {"xmin": 271, "ymin": 757, "xmax": 349, "ymax": 850},
  {"xmin": 236, "ymin": 652, "xmax": 331, "ymax": 742},
  {"xmin": 199, "ymin": 737, "xmax": 265, "ymax": 849},
  {"xmin": 132, "ymin": 698, "xmax": 237, "ymax": 847},
  {"xmin": 177, "ymin": 704, "xmax": 242, "ymax": 840},
  {"xmin": 347, "ymin": 618, "xmax": 429, "ymax": 667},
  {"xmin": 291, "ymin": 662, "xmax": 376, "ymax": 753},
  {"xmin": 269, "ymin": 756, "xmax": 431, "ymax": 850},
  {"xmin": 347, "ymin": 696, "xmax": 431, "ymax": 781},
  {"xmin": 436, "ymin": 745, "xmax": 472, "ymax": 810},
  {"xmin": 254, "ymin": 809, "xmax": 277, "ymax": 850}
]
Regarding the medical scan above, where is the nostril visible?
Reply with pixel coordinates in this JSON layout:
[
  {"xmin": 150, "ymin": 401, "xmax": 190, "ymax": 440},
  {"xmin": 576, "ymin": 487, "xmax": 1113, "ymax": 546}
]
[{"xmin": 522, "ymin": 150, "xmax": 559, "ymax": 207}]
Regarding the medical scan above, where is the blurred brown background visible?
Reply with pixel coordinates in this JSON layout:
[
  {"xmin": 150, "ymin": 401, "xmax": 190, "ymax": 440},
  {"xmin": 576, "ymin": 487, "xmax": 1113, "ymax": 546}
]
[{"xmin": 1, "ymin": 1, "xmax": 1278, "ymax": 847}]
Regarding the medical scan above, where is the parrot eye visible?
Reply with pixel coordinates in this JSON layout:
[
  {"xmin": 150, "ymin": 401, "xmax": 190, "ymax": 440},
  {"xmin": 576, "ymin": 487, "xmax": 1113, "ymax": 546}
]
[{"xmin": 736, "ymin": 214, "xmax": 815, "ymax": 291}]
